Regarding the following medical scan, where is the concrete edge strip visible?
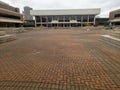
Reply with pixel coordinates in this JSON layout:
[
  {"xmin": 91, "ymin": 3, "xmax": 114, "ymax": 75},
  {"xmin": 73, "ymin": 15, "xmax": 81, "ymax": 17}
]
[
  {"xmin": 101, "ymin": 35, "xmax": 120, "ymax": 42},
  {"xmin": 99, "ymin": 39, "xmax": 120, "ymax": 49}
]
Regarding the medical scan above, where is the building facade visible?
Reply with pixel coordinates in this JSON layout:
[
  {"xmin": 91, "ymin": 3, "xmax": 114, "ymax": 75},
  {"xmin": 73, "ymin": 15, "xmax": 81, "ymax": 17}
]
[
  {"xmin": 31, "ymin": 9, "xmax": 100, "ymax": 27},
  {"xmin": 109, "ymin": 9, "xmax": 120, "ymax": 25},
  {"xmin": 96, "ymin": 18, "xmax": 109, "ymax": 26},
  {"xmin": 24, "ymin": 6, "xmax": 33, "ymax": 21},
  {"xmin": 23, "ymin": 6, "xmax": 34, "ymax": 27},
  {"xmin": 0, "ymin": 1, "xmax": 23, "ymax": 27}
]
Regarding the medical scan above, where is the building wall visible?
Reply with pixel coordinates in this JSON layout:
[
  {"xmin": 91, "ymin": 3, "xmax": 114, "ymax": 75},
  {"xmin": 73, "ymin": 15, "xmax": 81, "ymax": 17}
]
[
  {"xmin": 24, "ymin": 6, "xmax": 33, "ymax": 21},
  {"xmin": 31, "ymin": 9, "xmax": 100, "ymax": 27},
  {"xmin": 31, "ymin": 9, "xmax": 100, "ymax": 16},
  {"xmin": 109, "ymin": 9, "xmax": 120, "ymax": 20},
  {"xmin": 0, "ymin": 1, "xmax": 23, "ymax": 27},
  {"xmin": 34, "ymin": 15, "xmax": 95, "ymax": 27},
  {"xmin": 0, "ymin": 9, "xmax": 23, "ymax": 20},
  {"xmin": 109, "ymin": 9, "xmax": 120, "ymax": 25},
  {"xmin": 96, "ymin": 18, "xmax": 109, "ymax": 26},
  {"xmin": 0, "ymin": 2, "xmax": 19, "ymax": 12}
]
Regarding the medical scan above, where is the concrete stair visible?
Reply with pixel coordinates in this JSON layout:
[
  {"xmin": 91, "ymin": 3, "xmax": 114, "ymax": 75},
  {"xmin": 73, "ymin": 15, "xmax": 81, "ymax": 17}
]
[
  {"xmin": 100, "ymin": 34, "xmax": 120, "ymax": 48},
  {"xmin": 0, "ymin": 31, "xmax": 16, "ymax": 44},
  {"xmin": 110, "ymin": 32, "xmax": 120, "ymax": 38},
  {"xmin": 0, "ymin": 31, "xmax": 6, "ymax": 36}
]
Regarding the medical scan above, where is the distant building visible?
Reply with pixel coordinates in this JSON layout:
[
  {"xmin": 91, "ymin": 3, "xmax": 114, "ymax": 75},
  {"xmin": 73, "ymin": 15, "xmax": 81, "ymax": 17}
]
[
  {"xmin": 24, "ymin": 6, "xmax": 33, "ymax": 21},
  {"xmin": 0, "ymin": 1, "xmax": 23, "ymax": 27},
  {"xmin": 23, "ymin": 6, "xmax": 34, "ymax": 27},
  {"xmin": 96, "ymin": 18, "xmax": 109, "ymax": 26},
  {"xmin": 109, "ymin": 9, "xmax": 120, "ymax": 25},
  {"xmin": 30, "ymin": 8, "xmax": 100, "ymax": 27}
]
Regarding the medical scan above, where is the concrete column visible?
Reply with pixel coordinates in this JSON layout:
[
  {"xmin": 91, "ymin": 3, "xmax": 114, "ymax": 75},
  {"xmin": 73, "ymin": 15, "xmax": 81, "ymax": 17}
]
[
  {"xmin": 81, "ymin": 16, "xmax": 83, "ymax": 27},
  {"xmin": 75, "ymin": 16, "xmax": 77, "ymax": 21},
  {"xmin": 63, "ymin": 16, "xmax": 65, "ymax": 27},
  {"xmin": 94, "ymin": 16, "xmax": 96, "ymax": 26},
  {"xmin": 46, "ymin": 16, "xmax": 48, "ymax": 27},
  {"xmin": 75, "ymin": 16, "xmax": 77, "ymax": 27},
  {"xmin": 34, "ymin": 16, "xmax": 37, "ymax": 27},
  {"xmin": 40, "ymin": 16, "xmax": 42, "ymax": 27},
  {"xmin": 52, "ymin": 16, "xmax": 53, "ymax": 21},
  {"xmin": 87, "ymin": 15, "xmax": 89, "ymax": 23},
  {"xmin": 51, "ymin": 16, "xmax": 53, "ymax": 27},
  {"xmin": 57, "ymin": 16, "xmax": 59, "ymax": 28},
  {"xmin": 69, "ymin": 16, "xmax": 71, "ymax": 28}
]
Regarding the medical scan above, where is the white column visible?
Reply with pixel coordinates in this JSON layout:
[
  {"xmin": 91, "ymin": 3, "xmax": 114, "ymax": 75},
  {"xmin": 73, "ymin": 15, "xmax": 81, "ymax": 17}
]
[
  {"xmin": 81, "ymin": 16, "xmax": 83, "ymax": 27},
  {"xmin": 57, "ymin": 16, "xmax": 59, "ymax": 27},
  {"xmin": 52, "ymin": 16, "xmax": 53, "ymax": 21},
  {"xmin": 46, "ymin": 16, "xmax": 48, "ymax": 27},
  {"xmin": 51, "ymin": 16, "xmax": 53, "ymax": 27},
  {"xmin": 75, "ymin": 16, "xmax": 77, "ymax": 21},
  {"xmin": 63, "ymin": 16, "xmax": 65, "ymax": 27},
  {"xmin": 87, "ymin": 15, "xmax": 89, "ymax": 23},
  {"xmin": 34, "ymin": 16, "xmax": 37, "ymax": 27},
  {"xmin": 94, "ymin": 16, "xmax": 96, "ymax": 26},
  {"xmin": 69, "ymin": 16, "xmax": 71, "ymax": 28},
  {"xmin": 40, "ymin": 16, "xmax": 42, "ymax": 27},
  {"xmin": 75, "ymin": 16, "xmax": 77, "ymax": 27}
]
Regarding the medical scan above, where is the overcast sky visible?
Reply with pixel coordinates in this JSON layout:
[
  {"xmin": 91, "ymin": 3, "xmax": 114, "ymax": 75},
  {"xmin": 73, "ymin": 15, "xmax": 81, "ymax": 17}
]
[{"xmin": 1, "ymin": 0, "xmax": 120, "ymax": 17}]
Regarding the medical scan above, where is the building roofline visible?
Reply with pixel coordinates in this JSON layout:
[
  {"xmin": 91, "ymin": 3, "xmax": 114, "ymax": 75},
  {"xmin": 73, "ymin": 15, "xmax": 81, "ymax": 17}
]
[
  {"xmin": 110, "ymin": 9, "xmax": 120, "ymax": 13},
  {"xmin": 30, "ymin": 8, "xmax": 101, "ymax": 16},
  {"xmin": 0, "ymin": 7, "xmax": 22, "ymax": 16},
  {"xmin": 0, "ymin": 1, "xmax": 9, "ymax": 5},
  {"xmin": 31, "ymin": 8, "xmax": 100, "ymax": 10}
]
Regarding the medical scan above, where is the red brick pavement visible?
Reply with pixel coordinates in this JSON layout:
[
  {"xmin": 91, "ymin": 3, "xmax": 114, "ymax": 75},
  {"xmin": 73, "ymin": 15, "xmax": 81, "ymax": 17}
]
[{"xmin": 0, "ymin": 29, "xmax": 120, "ymax": 90}]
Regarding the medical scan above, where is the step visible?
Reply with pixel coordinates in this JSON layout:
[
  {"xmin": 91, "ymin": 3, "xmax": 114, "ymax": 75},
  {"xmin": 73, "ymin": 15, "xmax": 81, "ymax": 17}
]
[
  {"xmin": 101, "ymin": 35, "xmax": 120, "ymax": 47},
  {"xmin": 110, "ymin": 32, "xmax": 120, "ymax": 38},
  {"xmin": 0, "ymin": 34, "xmax": 16, "ymax": 44},
  {"xmin": 0, "ymin": 31, "xmax": 6, "ymax": 36}
]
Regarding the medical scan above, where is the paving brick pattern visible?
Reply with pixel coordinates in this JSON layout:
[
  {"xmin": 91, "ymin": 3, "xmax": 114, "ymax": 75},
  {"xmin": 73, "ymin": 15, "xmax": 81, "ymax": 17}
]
[{"xmin": 0, "ymin": 29, "xmax": 120, "ymax": 90}]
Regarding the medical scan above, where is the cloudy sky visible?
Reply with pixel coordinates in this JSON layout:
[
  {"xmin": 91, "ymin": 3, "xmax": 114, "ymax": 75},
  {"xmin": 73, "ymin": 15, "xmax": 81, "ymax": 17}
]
[{"xmin": 1, "ymin": 0, "xmax": 120, "ymax": 17}]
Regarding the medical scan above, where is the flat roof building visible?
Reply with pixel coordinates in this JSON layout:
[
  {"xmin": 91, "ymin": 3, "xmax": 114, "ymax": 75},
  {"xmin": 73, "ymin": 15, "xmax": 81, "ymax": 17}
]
[
  {"xmin": 109, "ymin": 9, "xmax": 120, "ymax": 25},
  {"xmin": 30, "ymin": 8, "xmax": 100, "ymax": 27},
  {"xmin": 0, "ymin": 1, "xmax": 23, "ymax": 27}
]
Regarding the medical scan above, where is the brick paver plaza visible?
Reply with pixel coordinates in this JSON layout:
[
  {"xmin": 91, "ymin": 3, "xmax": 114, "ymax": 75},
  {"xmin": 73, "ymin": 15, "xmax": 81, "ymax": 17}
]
[{"xmin": 0, "ymin": 29, "xmax": 120, "ymax": 90}]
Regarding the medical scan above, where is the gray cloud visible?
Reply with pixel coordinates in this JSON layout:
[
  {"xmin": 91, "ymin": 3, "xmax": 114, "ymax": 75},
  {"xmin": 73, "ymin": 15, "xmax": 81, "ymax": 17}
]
[{"xmin": 1, "ymin": 0, "xmax": 120, "ymax": 17}]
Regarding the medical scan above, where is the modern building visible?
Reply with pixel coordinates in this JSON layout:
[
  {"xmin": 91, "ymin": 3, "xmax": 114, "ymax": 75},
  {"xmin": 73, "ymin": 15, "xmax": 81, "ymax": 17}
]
[
  {"xmin": 23, "ymin": 6, "xmax": 34, "ymax": 27},
  {"xmin": 109, "ymin": 9, "xmax": 120, "ymax": 25},
  {"xmin": 0, "ymin": 1, "xmax": 23, "ymax": 27},
  {"xmin": 96, "ymin": 18, "xmax": 109, "ymax": 26},
  {"xmin": 23, "ymin": 6, "xmax": 33, "ymax": 21},
  {"xmin": 30, "ymin": 8, "xmax": 100, "ymax": 27}
]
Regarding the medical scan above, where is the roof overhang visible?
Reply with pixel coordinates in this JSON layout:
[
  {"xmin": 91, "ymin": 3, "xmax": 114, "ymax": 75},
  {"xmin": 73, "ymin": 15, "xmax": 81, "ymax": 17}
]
[{"xmin": 30, "ymin": 8, "xmax": 100, "ymax": 16}]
